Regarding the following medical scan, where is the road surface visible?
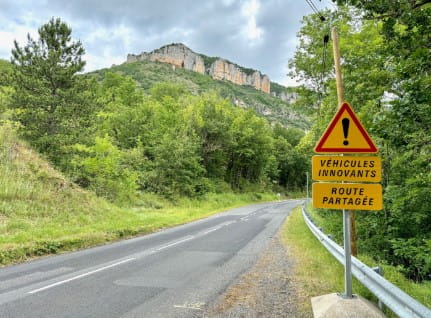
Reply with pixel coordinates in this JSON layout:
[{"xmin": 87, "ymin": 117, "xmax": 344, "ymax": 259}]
[{"xmin": 0, "ymin": 199, "xmax": 302, "ymax": 317}]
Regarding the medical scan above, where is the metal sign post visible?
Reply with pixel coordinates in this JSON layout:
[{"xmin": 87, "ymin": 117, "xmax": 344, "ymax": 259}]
[
  {"xmin": 343, "ymin": 209, "xmax": 352, "ymax": 297},
  {"xmin": 312, "ymin": 27, "xmax": 383, "ymax": 302}
]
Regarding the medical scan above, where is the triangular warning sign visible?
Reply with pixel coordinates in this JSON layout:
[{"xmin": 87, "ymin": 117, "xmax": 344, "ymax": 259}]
[{"xmin": 314, "ymin": 102, "xmax": 378, "ymax": 153}]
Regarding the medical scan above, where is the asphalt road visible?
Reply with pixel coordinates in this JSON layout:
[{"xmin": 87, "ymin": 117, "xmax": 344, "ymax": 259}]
[{"xmin": 0, "ymin": 199, "xmax": 302, "ymax": 318}]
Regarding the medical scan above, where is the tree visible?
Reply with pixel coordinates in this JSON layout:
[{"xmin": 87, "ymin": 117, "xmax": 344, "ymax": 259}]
[
  {"xmin": 333, "ymin": 0, "xmax": 431, "ymax": 280},
  {"xmin": 272, "ymin": 125, "xmax": 308, "ymax": 190},
  {"xmin": 0, "ymin": 60, "xmax": 13, "ymax": 114},
  {"xmin": 95, "ymin": 78, "xmax": 206, "ymax": 197},
  {"xmin": 10, "ymin": 18, "xmax": 99, "ymax": 164},
  {"xmin": 184, "ymin": 92, "xmax": 236, "ymax": 181},
  {"xmin": 71, "ymin": 136, "xmax": 139, "ymax": 204},
  {"xmin": 292, "ymin": 3, "xmax": 431, "ymax": 280},
  {"xmin": 228, "ymin": 110, "xmax": 275, "ymax": 188}
]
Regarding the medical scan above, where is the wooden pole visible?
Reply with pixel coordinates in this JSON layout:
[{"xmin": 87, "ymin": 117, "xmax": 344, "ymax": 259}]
[
  {"xmin": 331, "ymin": 27, "xmax": 357, "ymax": 256},
  {"xmin": 332, "ymin": 28, "xmax": 343, "ymax": 108}
]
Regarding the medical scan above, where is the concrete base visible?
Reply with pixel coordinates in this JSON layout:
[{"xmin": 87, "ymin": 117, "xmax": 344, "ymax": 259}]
[{"xmin": 311, "ymin": 293, "xmax": 385, "ymax": 318}]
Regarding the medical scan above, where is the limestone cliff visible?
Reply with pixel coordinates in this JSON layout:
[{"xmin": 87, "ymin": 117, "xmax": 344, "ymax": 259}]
[
  {"xmin": 127, "ymin": 43, "xmax": 270, "ymax": 94},
  {"xmin": 127, "ymin": 43, "xmax": 205, "ymax": 74},
  {"xmin": 208, "ymin": 59, "xmax": 270, "ymax": 93}
]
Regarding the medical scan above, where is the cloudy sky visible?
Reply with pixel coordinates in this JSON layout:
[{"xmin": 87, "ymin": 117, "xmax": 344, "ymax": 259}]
[{"xmin": 0, "ymin": 0, "xmax": 332, "ymax": 86}]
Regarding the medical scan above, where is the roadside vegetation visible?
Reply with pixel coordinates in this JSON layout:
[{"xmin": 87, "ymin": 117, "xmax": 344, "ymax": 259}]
[
  {"xmin": 0, "ymin": 18, "xmax": 303, "ymax": 264},
  {"xmin": 281, "ymin": 207, "xmax": 431, "ymax": 316},
  {"xmin": 290, "ymin": 1, "xmax": 431, "ymax": 285},
  {"xmin": 92, "ymin": 60, "xmax": 310, "ymax": 129},
  {"xmin": 0, "ymin": 0, "xmax": 429, "ymax": 296},
  {"xmin": 0, "ymin": 121, "xmax": 278, "ymax": 265}
]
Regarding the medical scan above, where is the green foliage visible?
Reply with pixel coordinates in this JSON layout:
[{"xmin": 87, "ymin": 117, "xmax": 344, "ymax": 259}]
[
  {"xmin": 288, "ymin": 206, "xmax": 431, "ymax": 314},
  {"xmin": 390, "ymin": 238, "xmax": 431, "ymax": 281},
  {"xmin": 281, "ymin": 207, "xmax": 375, "ymax": 314},
  {"xmin": 291, "ymin": 4, "xmax": 431, "ymax": 281},
  {"xmin": 94, "ymin": 78, "xmax": 208, "ymax": 197},
  {"xmin": 184, "ymin": 92, "xmax": 235, "ymax": 181},
  {"xmin": 143, "ymin": 128, "xmax": 205, "ymax": 197},
  {"xmin": 90, "ymin": 60, "xmax": 310, "ymax": 129},
  {"xmin": 76, "ymin": 73, "xmax": 305, "ymax": 198},
  {"xmin": 0, "ymin": 59, "xmax": 13, "ymax": 85},
  {"xmin": 71, "ymin": 136, "xmax": 138, "ymax": 204},
  {"xmin": 199, "ymin": 54, "xmax": 218, "ymax": 70},
  {"xmin": 0, "ymin": 122, "xmax": 277, "ymax": 264},
  {"xmin": 269, "ymin": 82, "xmax": 287, "ymax": 95},
  {"xmin": 0, "ymin": 60, "xmax": 14, "ymax": 117},
  {"xmin": 228, "ymin": 109, "xmax": 275, "ymax": 188},
  {"xmin": 9, "ymin": 18, "xmax": 100, "ymax": 165},
  {"xmin": 235, "ymin": 64, "xmax": 258, "ymax": 77},
  {"xmin": 3, "ymin": 18, "xmax": 309, "ymax": 212},
  {"xmin": 149, "ymin": 82, "xmax": 188, "ymax": 101}
]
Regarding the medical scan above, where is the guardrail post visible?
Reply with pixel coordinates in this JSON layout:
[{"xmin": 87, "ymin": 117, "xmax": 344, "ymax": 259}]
[{"xmin": 372, "ymin": 266, "xmax": 384, "ymax": 311}]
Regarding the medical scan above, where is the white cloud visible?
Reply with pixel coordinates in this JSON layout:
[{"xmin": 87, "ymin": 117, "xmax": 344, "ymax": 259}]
[
  {"xmin": 75, "ymin": 23, "xmax": 136, "ymax": 71},
  {"xmin": 222, "ymin": 0, "xmax": 236, "ymax": 6},
  {"xmin": 0, "ymin": 24, "xmax": 38, "ymax": 60},
  {"xmin": 241, "ymin": 0, "xmax": 263, "ymax": 43},
  {"xmin": 0, "ymin": 0, "xmax": 331, "ymax": 86},
  {"xmin": 84, "ymin": 51, "xmax": 124, "ymax": 72}
]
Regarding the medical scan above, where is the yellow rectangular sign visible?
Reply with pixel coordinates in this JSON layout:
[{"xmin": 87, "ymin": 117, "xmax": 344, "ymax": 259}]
[
  {"xmin": 313, "ymin": 183, "xmax": 382, "ymax": 211},
  {"xmin": 312, "ymin": 156, "xmax": 381, "ymax": 182}
]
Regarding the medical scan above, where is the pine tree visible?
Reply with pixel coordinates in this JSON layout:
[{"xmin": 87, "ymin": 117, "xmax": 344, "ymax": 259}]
[{"xmin": 10, "ymin": 18, "xmax": 99, "ymax": 164}]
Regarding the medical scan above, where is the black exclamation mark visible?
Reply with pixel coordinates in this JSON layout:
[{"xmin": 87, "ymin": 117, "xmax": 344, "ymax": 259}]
[{"xmin": 342, "ymin": 118, "xmax": 350, "ymax": 146}]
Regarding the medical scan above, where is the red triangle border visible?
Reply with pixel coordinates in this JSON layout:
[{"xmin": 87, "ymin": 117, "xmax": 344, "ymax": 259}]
[{"xmin": 314, "ymin": 102, "xmax": 378, "ymax": 153}]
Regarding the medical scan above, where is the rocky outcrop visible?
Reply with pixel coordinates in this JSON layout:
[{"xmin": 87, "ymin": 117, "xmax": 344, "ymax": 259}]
[
  {"xmin": 271, "ymin": 91, "xmax": 298, "ymax": 103},
  {"xmin": 208, "ymin": 59, "xmax": 270, "ymax": 93},
  {"xmin": 127, "ymin": 43, "xmax": 270, "ymax": 94},
  {"xmin": 127, "ymin": 43, "xmax": 205, "ymax": 74}
]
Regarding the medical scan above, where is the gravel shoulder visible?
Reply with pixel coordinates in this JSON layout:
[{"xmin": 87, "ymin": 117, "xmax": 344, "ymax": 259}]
[{"xmin": 204, "ymin": 232, "xmax": 312, "ymax": 318}]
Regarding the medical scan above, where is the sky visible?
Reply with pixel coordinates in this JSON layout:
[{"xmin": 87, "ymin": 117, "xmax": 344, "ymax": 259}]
[{"xmin": 0, "ymin": 0, "xmax": 332, "ymax": 86}]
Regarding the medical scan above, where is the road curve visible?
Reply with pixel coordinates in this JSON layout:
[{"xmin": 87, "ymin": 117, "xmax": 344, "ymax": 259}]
[{"xmin": 0, "ymin": 199, "xmax": 302, "ymax": 317}]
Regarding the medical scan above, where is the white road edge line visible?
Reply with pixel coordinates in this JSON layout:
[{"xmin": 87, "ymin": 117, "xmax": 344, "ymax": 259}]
[
  {"xmin": 28, "ymin": 258, "xmax": 135, "ymax": 294},
  {"xmin": 154, "ymin": 236, "xmax": 194, "ymax": 251},
  {"xmin": 201, "ymin": 227, "xmax": 221, "ymax": 235},
  {"xmin": 27, "ymin": 219, "xmax": 245, "ymax": 295}
]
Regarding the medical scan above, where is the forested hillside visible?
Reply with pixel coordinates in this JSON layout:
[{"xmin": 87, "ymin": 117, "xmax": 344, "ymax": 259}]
[
  {"xmin": 0, "ymin": 18, "xmax": 308, "ymax": 207},
  {"xmin": 1, "ymin": 17, "xmax": 303, "ymax": 263},
  {"xmin": 91, "ymin": 60, "xmax": 309, "ymax": 129}
]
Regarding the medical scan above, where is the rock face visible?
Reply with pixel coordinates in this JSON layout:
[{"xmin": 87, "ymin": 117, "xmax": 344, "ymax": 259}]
[
  {"xmin": 127, "ymin": 43, "xmax": 205, "ymax": 74},
  {"xmin": 272, "ymin": 91, "xmax": 298, "ymax": 103},
  {"xmin": 127, "ymin": 43, "xmax": 270, "ymax": 94},
  {"xmin": 208, "ymin": 59, "xmax": 270, "ymax": 93}
]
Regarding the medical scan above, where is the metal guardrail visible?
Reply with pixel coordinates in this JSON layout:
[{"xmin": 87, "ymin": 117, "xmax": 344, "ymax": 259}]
[{"xmin": 302, "ymin": 205, "xmax": 431, "ymax": 318}]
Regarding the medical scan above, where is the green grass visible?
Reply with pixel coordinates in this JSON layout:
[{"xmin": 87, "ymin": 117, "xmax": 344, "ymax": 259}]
[
  {"xmin": 280, "ymin": 206, "xmax": 374, "ymax": 314},
  {"xmin": 0, "ymin": 124, "xmax": 278, "ymax": 265},
  {"xmin": 281, "ymin": 206, "xmax": 431, "ymax": 316}
]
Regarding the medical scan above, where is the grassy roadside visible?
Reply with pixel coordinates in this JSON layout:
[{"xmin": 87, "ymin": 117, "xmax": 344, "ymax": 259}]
[
  {"xmin": 0, "ymin": 191, "xmax": 277, "ymax": 266},
  {"xmin": 280, "ymin": 206, "xmax": 373, "ymax": 315},
  {"xmin": 280, "ymin": 206, "xmax": 431, "ymax": 316},
  {"xmin": 0, "ymin": 124, "xmax": 278, "ymax": 266}
]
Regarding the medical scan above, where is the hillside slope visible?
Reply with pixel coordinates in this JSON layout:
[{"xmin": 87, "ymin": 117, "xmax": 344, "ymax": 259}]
[
  {"xmin": 0, "ymin": 123, "xmax": 130, "ymax": 263},
  {"xmin": 91, "ymin": 60, "xmax": 309, "ymax": 129},
  {"xmin": 0, "ymin": 122, "xmax": 277, "ymax": 265}
]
